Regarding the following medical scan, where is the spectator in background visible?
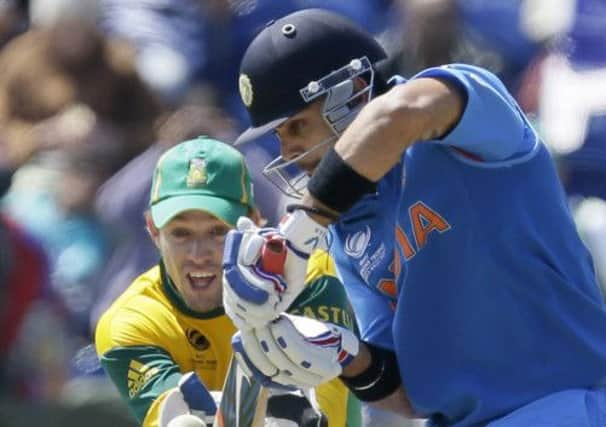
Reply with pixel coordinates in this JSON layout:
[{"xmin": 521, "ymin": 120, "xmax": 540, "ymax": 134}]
[
  {"xmin": 99, "ymin": 0, "xmax": 396, "ymax": 127},
  {"xmin": 0, "ymin": 150, "xmax": 68, "ymax": 404},
  {"xmin": 0, "ymin": 154, "xmax": 12, "ymax": 198},
  {"xmin": 0, "ymin": 2, "xmax": 162, "ymax": 409},
  {"xmin": 3, "ymin": 139, "xmax": 121, "ymax": 343},
  {"xmin": 535, "ymin": 0, "xmax": 606, "ymax": 200},
  {"xmin": 530, "ymin": 0, "xmax": 606, "ymax": 293},
  {"xmin": 100, "ymin": 0, "xmax": 300, "ymax": 116},
  {"xmin": 0, "ymin": 172, "xmax": 45, "ymax": 397},
  {"xmin": 0, "ymin": 5, "xmax": 162, "ymax": 170},
  {"xmin": 392, "ymin": 0, "xmax": 545, "ymax": 92},
  {"xmin": 0, "ymin": 0, "xmax": 28, "ymax": 48},
  {"xmin": 0, "ymin": 0, "xmax": 164, "ymax": 343},
  {"xmin": 0, "ymin": 6, "xmax": 161, "ymax": 423}
]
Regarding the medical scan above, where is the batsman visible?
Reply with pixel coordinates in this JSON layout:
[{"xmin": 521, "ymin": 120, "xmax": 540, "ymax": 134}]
[
  {"xmin": 222, "ymin": 8, "xmax": 606, "ymax": 427},
  {"xmin": 95, "ymin": 137, "xmax": 361, "ymax": 427}
]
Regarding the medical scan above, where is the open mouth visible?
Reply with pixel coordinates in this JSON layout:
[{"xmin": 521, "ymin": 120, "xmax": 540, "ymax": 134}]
[{"xmin": 187, "ymin": 272, "xmax": 216, "ymax": 290}]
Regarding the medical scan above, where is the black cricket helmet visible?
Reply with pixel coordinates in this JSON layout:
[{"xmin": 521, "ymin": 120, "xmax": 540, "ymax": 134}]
[{"xmin": 237, "ymin": 8, "xmax": 387, "ymax": 197}]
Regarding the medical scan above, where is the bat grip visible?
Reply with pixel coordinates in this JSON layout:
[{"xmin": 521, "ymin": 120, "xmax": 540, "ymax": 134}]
[{"xmin": 260, "ymin": 236, "xmax": 286, "ymax": 275}]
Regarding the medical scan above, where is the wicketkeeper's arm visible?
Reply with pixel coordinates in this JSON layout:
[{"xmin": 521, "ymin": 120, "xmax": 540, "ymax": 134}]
[{"xmin": 158, "ymin": 372, "xmax": 218, "ymax": 427}]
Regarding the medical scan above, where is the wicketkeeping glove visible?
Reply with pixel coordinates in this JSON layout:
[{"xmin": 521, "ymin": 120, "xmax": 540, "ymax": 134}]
[
  {"xmin": 222, "ymin": 211, "xmax": 328, "ymax": 330},
  {"xmin": 231, "ymin": 314, "xmax": 359, "ymax": 390},
  {"xmin": 159, "ymin": 372, "xmax": 217, "ymax": 427}
]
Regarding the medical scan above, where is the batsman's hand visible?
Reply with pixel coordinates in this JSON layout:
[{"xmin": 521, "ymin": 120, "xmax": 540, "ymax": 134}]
[
  {"xmin": 231, "ymin": 314, "xmax": 359, "ymax": 390},
  {"xmin": 222, "ymin": 210, "xmax": 327, "ymax": 330}
]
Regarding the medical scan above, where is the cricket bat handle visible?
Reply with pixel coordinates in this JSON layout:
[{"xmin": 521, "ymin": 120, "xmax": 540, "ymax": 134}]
[{"xmin": 260, "ymin": 236, "xmax": 286, "ymax": 276}]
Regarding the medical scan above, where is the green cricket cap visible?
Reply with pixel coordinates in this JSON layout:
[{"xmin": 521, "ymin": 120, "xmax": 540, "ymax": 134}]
[{"xmin": 149, "ymin": 137, "xmax": 254, "ymax": 228}]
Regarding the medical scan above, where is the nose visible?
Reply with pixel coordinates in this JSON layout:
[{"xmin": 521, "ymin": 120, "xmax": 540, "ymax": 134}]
[
  {"xmin": 187, "ymin": 238, "xmax": 214, "ymax": 262},
  {"xmin": 277, "ymin": 134, "xmax": 301, "ymax": 162}
]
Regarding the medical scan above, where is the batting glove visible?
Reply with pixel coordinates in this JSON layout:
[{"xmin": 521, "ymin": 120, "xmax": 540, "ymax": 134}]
[
  {"xmin": 222, "ymin": 211, "xmax": 327, "ymax": 330},
  {"xmin": 232, "ymin": 314, "xmax": 359, "ymax": 390}
]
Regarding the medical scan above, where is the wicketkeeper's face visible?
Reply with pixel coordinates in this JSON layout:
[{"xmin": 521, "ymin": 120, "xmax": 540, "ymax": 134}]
[{"xmin": 151, "ymin": 210, "xmax": 230, "ymax": 313}]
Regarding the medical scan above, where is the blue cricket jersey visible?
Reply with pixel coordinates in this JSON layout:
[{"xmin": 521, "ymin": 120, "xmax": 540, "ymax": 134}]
[{"xmin": 329, "ymin": 64, "xmax": 606, "ymax": 426}]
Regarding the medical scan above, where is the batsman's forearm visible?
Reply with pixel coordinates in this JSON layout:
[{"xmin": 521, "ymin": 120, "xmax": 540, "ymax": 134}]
[
  {"xmin": 300, "ymin": 191, "xmax": 339, "ymax": 226},
  {"xmin": 369, "ymin": 387, "xmax": 417, "ymax": 418},
  {"xmin": 341, "ymin": 341, "xmax": 372, "ymax": 378},
  {"xmin": 334, "ymin": 77, "xmax": 464, "ymax": 182},
  {"xmin": 340, "ymin": 342, "xmax": 418, "ymax": 418}
]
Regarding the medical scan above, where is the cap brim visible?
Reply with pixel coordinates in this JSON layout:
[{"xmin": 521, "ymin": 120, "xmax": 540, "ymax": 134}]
[
  {"xmin": 235, "ymin": 116, "xmax": 289, "ymax": 146},
  {"xmin": 151, "ymin": 194, "xmax": 248, "ymax": 228}
]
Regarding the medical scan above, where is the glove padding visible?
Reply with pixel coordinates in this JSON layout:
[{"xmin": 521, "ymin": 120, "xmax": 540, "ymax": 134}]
[
  {"xmin": 159, "ymin": 372, "xmax": 217, "ymax": 427},
  {"xmin": 232, "ymin": 314, "xmax": 359, "ymax": 390},
  {"xmin": 223, "ymin": 212, "xmax": 327, "ymax": 330}
]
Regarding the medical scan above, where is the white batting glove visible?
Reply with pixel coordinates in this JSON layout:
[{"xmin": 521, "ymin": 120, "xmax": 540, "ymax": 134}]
[
  {"xmin": 222, "ymin": 211, "xmax": 327, "ymax": 330},
  {"xmin": 232, "ymin": 314, "xmax": 359, "ymax": 390}
]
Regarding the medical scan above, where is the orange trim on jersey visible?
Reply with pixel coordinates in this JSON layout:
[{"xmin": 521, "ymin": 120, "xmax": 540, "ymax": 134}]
[
  {"xmin": 377, "ymin": 278, "xmax": 398, "ymax": 298},
  {"xmin": 452, "ymin": 147, "xmax": 484, "ymax": 162}
]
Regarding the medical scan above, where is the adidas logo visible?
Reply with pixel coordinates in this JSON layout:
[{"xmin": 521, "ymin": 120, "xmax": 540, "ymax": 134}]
[{"xmin": 128, "ymin": 360, "xmax": 159, "ymax": 398}]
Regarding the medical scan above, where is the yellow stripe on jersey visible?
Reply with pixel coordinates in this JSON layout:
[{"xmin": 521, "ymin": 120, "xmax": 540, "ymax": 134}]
[{"xmin": 128, "ymin": 360, "xmax": 160, "ymax": 398}]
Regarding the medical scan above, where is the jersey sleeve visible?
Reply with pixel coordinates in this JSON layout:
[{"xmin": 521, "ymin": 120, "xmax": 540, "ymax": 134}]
[
  {"xmin": 412, "ymin": 63, "xmax": 536, "ymax": 161},
  {"xmin": 96, "ymin": 302, "xmax": 184, "ymax": 426},
  {"xmin": 332, "ymin": 258, "xmax": 395, "ymax": 351},
  {"xmin": 99, "ymin": 345, "xmax": 181, "ymax": 426}
]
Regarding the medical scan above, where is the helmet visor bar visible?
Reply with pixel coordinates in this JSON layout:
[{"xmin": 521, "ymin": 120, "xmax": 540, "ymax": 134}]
[
  {"xmin": 300, "ymin": 56, "xmax": 373, "ymax": 103},
  {"xmin": 262, "ymin": 135, "xmax": 337, "ymax": 199}
]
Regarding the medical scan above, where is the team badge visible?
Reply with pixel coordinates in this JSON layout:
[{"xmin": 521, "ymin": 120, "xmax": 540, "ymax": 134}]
[
  {"xmin": 239, "ymin": 74, "xmax": 253, "ymax": 107},
  {"xmin": 186, "ymin": 158, "xmax": 207, "ymax": 187},
  {"xmin": 187, "ymin": 328, "xmax": 210, "ymax": 351}
]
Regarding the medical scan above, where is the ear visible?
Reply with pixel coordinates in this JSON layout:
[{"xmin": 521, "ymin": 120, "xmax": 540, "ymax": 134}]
[
  {"xmin": 144, "ymin": 211, "xmax": 160, "ymax": 248},
  {"xmin": 353, "ymin": 75, "xmax": 369, "ymax": 89},
  {"xmin": 353, "ymin": 76, "xmax": 370, "ymax": 103}
]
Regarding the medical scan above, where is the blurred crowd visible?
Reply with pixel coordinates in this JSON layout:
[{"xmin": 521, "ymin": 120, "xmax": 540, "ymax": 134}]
[{"xmin": 0, "ymin": 0, "xmax": 604, "ymax": 426}]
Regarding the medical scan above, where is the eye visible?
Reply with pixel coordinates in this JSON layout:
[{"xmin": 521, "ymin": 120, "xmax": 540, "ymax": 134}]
[
  {"xmin": 286, "ymin": 119, "xmax": 307, "ymax": 137},
  {"xmin": 210, "ymin": 225, "xmax": 229, "ymax": 239},
  {"xmin": 170, "ymin": 227, "xmax": 191, "ymax": 238}
]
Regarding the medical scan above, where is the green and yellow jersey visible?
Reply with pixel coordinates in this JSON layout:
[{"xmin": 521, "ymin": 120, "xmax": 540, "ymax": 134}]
[{"xmin": 95, "ymin": 250, "xmax": 361, "ymax": 427}]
